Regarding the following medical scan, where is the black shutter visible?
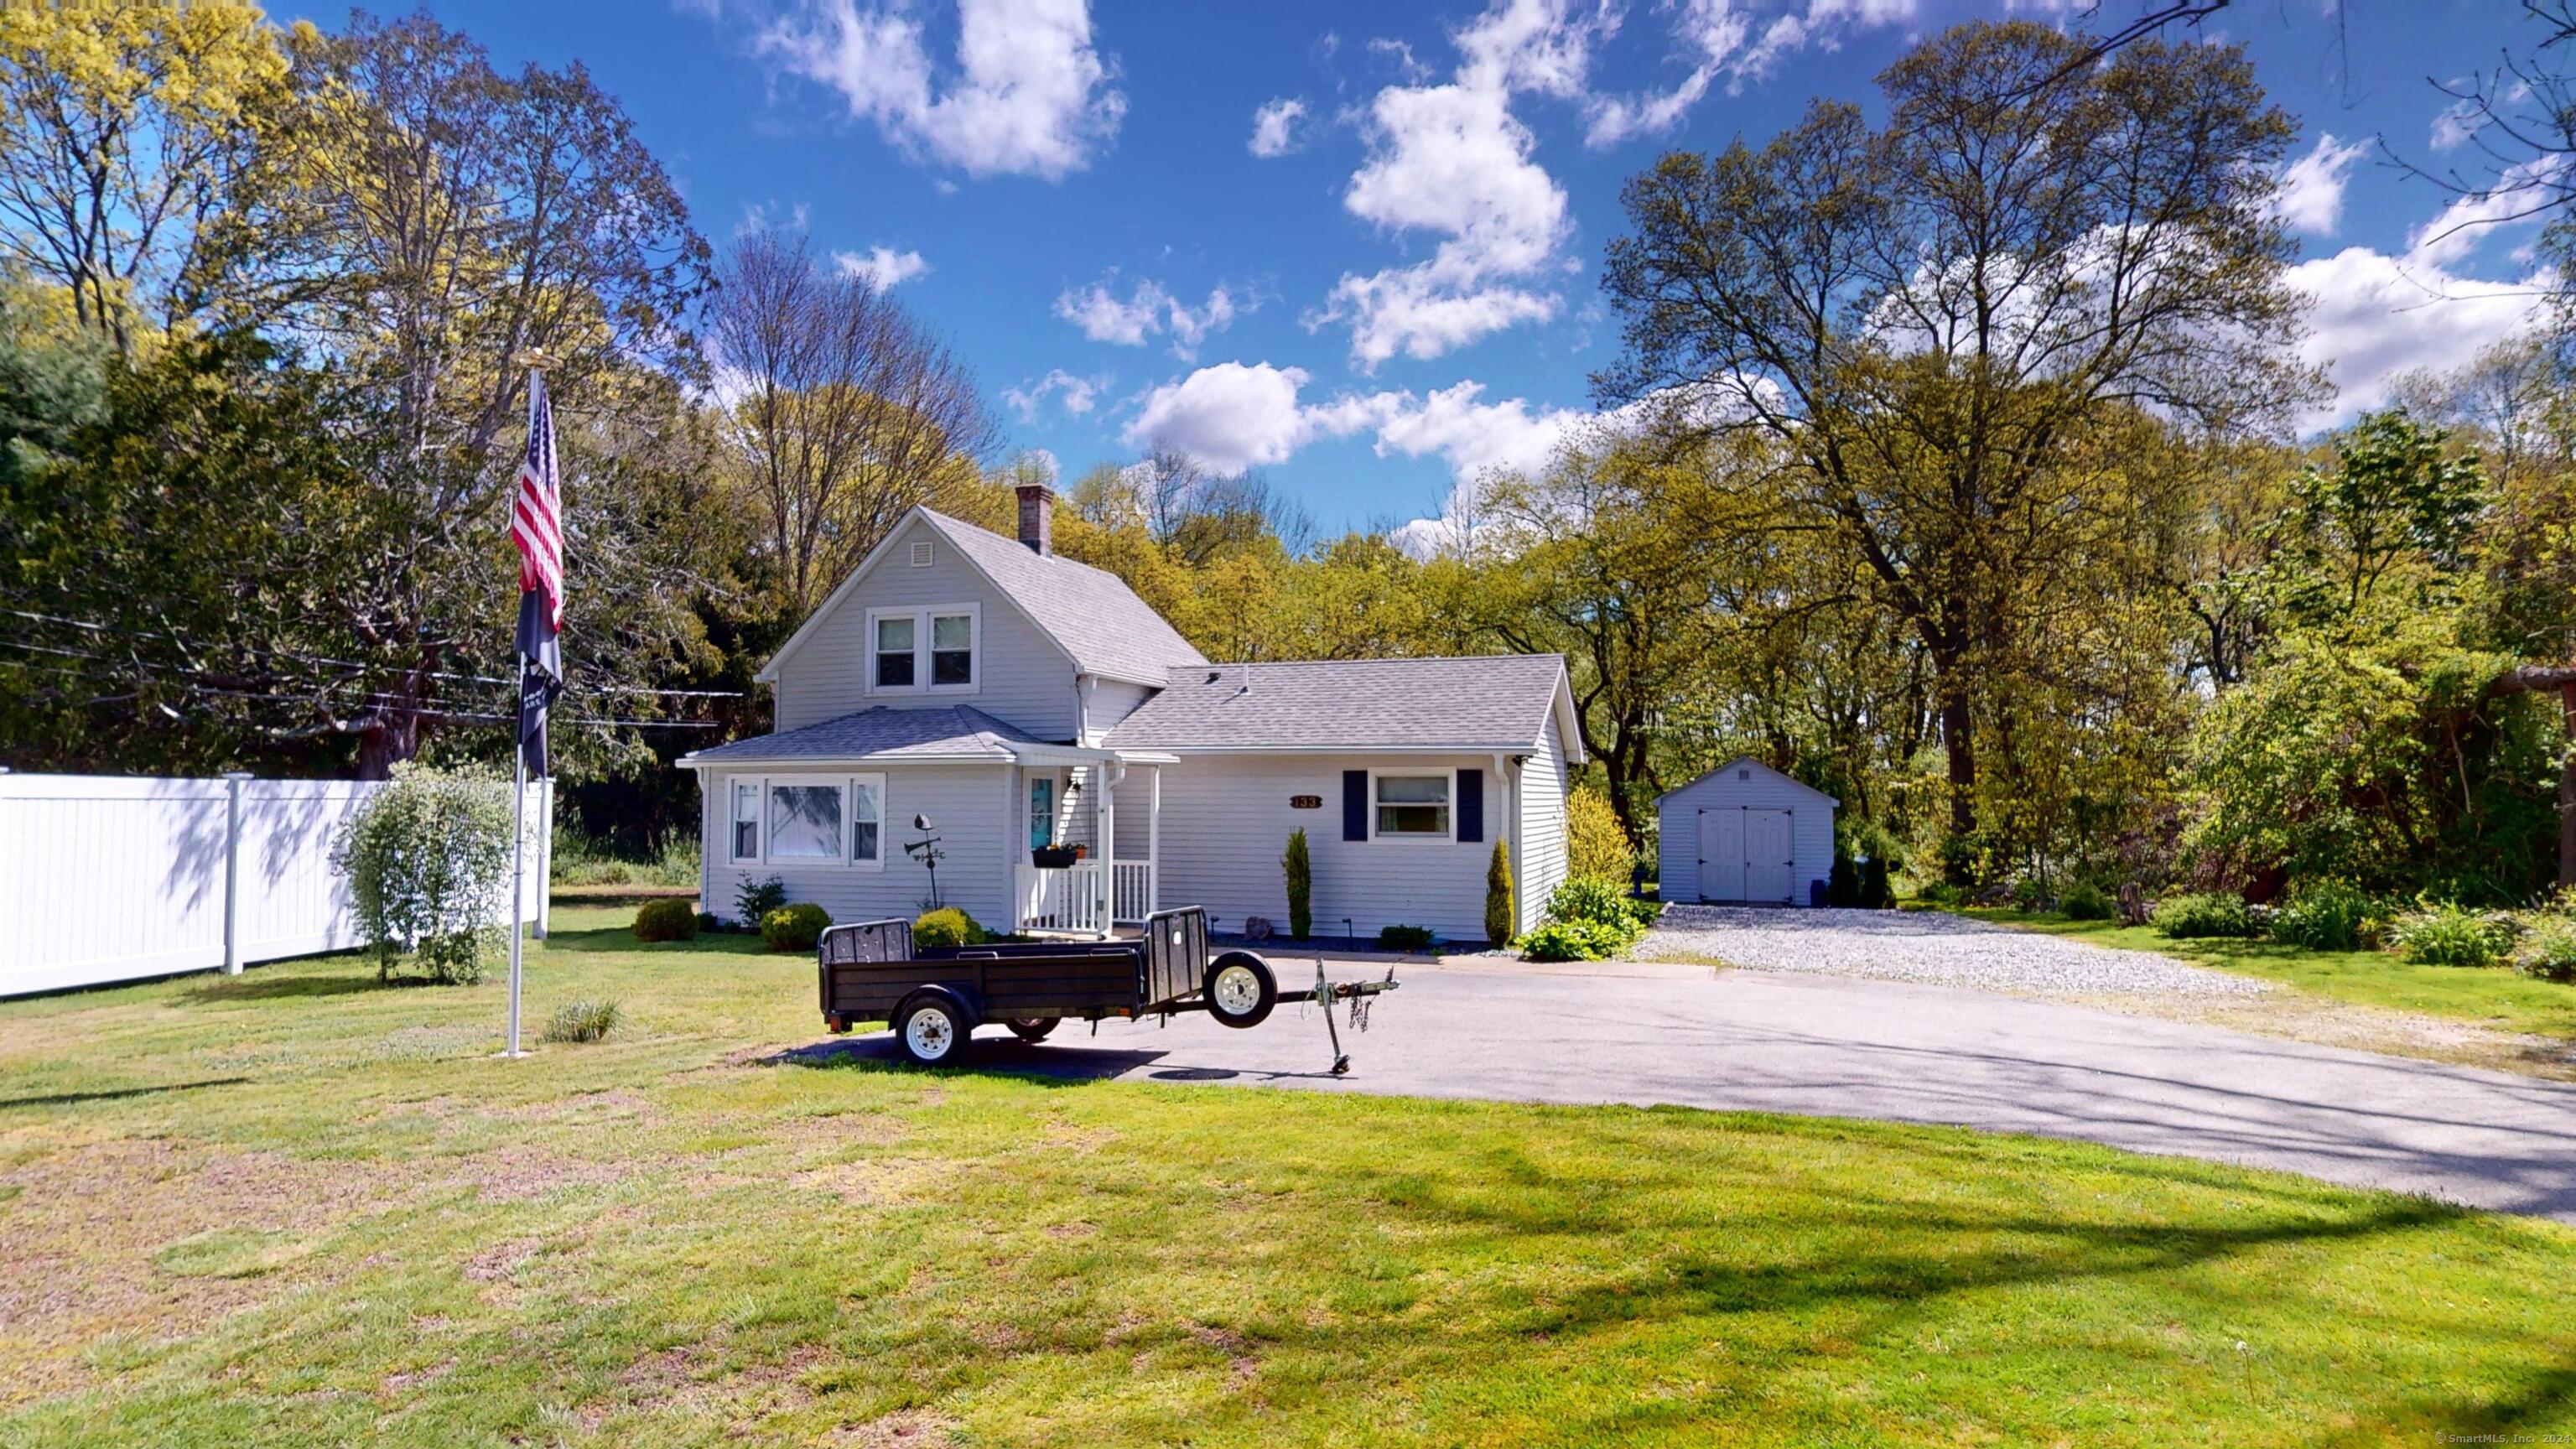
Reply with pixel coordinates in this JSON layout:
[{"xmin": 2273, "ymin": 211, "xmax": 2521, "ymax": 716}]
[
  {"xmin": 1343, "ymin": 770, "xmax": 1368, "ymax": 841},
  {"xmin": 1457, "ymin": 768, "xmax": 1483, "ymax": 843}
]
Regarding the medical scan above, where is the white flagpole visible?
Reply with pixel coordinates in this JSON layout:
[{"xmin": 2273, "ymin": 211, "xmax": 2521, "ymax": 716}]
[{"xmin": 506, "ymin": 712, "xmax": 527, "ymax": 1057}]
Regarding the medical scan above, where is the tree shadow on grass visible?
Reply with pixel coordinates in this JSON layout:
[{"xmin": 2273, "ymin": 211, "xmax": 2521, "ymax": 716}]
[
  {"xmin": 179, "ymin": 970, "xmax": 405, "ymax": 1004},
  {"xmin": 0, "ymin": 1078, "xmax": 252, "ymax": 1109}
]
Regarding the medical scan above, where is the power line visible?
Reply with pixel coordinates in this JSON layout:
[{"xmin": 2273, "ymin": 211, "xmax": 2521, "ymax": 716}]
[{"xmin": 0, "ymin": 647, "xmax": 721, "ymax": 729}]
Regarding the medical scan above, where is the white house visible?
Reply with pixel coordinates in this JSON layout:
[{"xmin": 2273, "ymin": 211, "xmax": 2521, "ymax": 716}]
[
  {"xmin": 678, "ymin": 486, "xmax": 1584, "ymax": 943},
  {"xmin": 1654, "ymin": 757, "xmax": 1837, "ymax": 906}
]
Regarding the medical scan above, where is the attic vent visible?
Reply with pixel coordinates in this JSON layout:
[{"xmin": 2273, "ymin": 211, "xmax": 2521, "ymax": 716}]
[
  {"xmin": 910, "ymin": 542, "xmax": 933, "ymax": 567},
  {"xmin": 1737, "ymin": 768, "xmax": 1751, "ymax": 781}
]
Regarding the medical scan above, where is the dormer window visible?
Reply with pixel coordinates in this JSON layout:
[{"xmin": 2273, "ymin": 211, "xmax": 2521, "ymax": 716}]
[{"xmin": 866, "ymin": 605, "xmax": 979, "ymax": 695}]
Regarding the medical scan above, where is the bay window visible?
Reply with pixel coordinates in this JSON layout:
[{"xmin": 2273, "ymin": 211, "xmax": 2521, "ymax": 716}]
[{"xmin": 724, "ymin": 774, "xmax": 886, "ymax": 869}]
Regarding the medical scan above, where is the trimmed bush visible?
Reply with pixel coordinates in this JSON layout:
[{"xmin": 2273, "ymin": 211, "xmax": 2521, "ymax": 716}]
[
  {"xmin": 694, "ymin": 911, "xmax": 720, "ymax": 934},
  {"xmin": 632, "ymin": 898, "xmax": 699, "ymax": 943},
  {"xmin": 1283, "ymin": 828, "xmax": 1312, "ymax": 941},
  {"xmin": 735, "ymin": 875, "xmax": 787, "ymax": 927},
  {"xmin": 330, "ymin": 761, "xmax": 513, "ymax": 984},
  {"xmin": 761, "ymin": 902, "xmax": 832, "ymax": 953},
  {"xmin": 1485, "ymin": 839, "xmax": 1514, "ymax": 948},
  {"xmin": 2152, "ymin": 892, "xmax": 2257, "ymax": 939},
  {"xmin": 541, "ymin": 1000, "xmax": 620, "ymax": 1044},
  {"xmin": 1828, "ymin": 854, "xmax": 1862, "ymax": 907},
  {"xmin": 2387, "ymin": 902, "xmax": 2516, "ymax": 967},
  {"xmin": 2059, "ymin": 881, "xmax": 2113, "ymax": 922},
  {"xmin": 2515, "ymin": 915, "xmax": 2576, "ymax": 983},
  {"xmin": 912, "ymin": 906, "xmax": 987, "ymax": 949},
  {"xmin": 1378, "ymin": 924, "xmax": 1435, "ymax": 951},
  {"xmin": 2270, "ymin": 880, "xmax": 2371, "ymax": 952},
  {"xmin": 1519, "ymin": 919, "xmax": 1634, "ymax": 963},
  {"xmin": 1566, "ymin": 789, "xmax": 1636, "ymax": 882},
  {"xmin": 1858, "ymin": 857, "xmax": 1893, "ymax": 909}
]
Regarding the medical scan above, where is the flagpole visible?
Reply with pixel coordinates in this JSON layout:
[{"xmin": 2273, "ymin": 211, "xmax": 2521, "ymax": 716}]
[{"xmin": 502, "ymin": 349, "xmax": 556, "ymax": 1062}]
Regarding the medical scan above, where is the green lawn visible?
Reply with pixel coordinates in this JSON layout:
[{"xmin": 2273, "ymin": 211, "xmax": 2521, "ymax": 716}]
[
  {"xmin": 1955, "ymin": 906, "xmax": 2576, "ymax": 1044},
  {"xmin": 5, "ymin": 904, "xmax": 2576, "ymax": 1446}
]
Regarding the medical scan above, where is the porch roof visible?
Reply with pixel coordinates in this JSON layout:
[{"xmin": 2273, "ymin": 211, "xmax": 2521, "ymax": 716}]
[{"xmin": 676, "ymin": 706, "xmax": 1173, "ymax": 770}]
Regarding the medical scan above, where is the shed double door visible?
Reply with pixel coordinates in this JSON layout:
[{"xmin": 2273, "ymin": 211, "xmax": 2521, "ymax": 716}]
[{"xmin": 1699, "ymin": 808, "xmax": 1794, "ymax": 904}]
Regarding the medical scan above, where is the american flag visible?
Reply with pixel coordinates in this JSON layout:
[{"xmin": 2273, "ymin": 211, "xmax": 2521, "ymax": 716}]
[{"xmin": 511, "ymin": 372, "xmax": 564, "ymax": 631}]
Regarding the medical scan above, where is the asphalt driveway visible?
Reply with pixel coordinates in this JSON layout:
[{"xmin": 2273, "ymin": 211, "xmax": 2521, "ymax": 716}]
[{"xmin": 797, "ymin": 957, "xmax": 2576, "ymax": 1223}]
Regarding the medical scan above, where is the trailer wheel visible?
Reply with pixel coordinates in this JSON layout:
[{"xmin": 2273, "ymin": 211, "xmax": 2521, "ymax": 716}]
[
  {"xmin": 895, "ymin": 995, "xmax": 971, "ymax": 1067},
  {"xmin": 1204, "ymin": 953, "xmax": 1277, "ymax": 1029},
  {"xmin": 1005, "ymin": 1017, "xmax": 1057, "ymax": 1043}
]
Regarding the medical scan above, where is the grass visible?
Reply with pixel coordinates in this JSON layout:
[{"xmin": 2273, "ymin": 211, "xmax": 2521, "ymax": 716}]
[
  {"xmin": 550, "ymin": 827, "xmax": 699, "ymax": 890},
  {"xmin": 1954, "ymin": 906, "xmax": 2576, "ymax": 1045},
  {"xmin": 4, "ymin": 906, "xmax": 2576, "ymax": 1445}
]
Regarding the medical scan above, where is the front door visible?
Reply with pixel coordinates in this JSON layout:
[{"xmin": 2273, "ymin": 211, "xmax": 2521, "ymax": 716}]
[
  {"xmin": 1698, "ymin": 809, "xmax": 1743, "ymax": 902},
  {"xmin": 1743, "ymin": 809, "xmax": 1793, "ymax": 903}
]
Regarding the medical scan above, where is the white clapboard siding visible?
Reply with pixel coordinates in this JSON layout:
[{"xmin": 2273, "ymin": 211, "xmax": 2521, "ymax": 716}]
[
  {"xmin": 1153, "ymin": 754, "xmax": 1509, "ymax": 943},
  {"xmin": 700, "ymin": 762, "xmax": 1014, "ymax": 931},
  {"xmin": 771, "ymin": 514, "xmax": 1078, "ymax": 739},
  {"xmin": 1654, "ymin": 758, "xmax": 1836, "ymax": 906},
  {"xmin": 1515, "ymin": 715, "xmax": 1571, "ymax": 934},
  {"xmin": 1, "ymin": 774, "xmax": 548, "ymax": 997},
  {"xmin": 1080, "ymin": 675, "xmax": 1152, "ymax": 743}
]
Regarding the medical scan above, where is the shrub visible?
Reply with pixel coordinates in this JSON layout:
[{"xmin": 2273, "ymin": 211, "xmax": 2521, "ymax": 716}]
[
  {"xmin": 1378, "ymin": 924, "xmax": 1435, "ymax": 951},
  {"xmin": 1566, "ymin": 789, "xmax": 1635, "ymax": 882},
  {"xmin": 761, "ymin": 902, "xmax": 832, "ymax": 953},
  {"xmin": 330, "ymin": 761, "xmax": 514, "ymax": 984},
  {"xmin": 1624, "ymin": 896, "xmax": 1663, "ymax": 929},
  {"xmin": 735, "ymin": 875, "xmax": 787, "ymax": 927},
  {"xmin": 2009, "ymin": 876, "xmax": 2046, "ymax": 911},
  {"xmin": 1485, "ymin": 839, "xmax": 1514, "ymax": 947},
  {"xmin": 2269, "ymin": 879, "xmax": 2372, "ymax": 952},
  {"xmin": 632, "ymin": 898, "xmax": 699, "ymax": 943},
  {"xmin": 2387, "ymin": 902, "xmax": 2516, "ymax": 967},
  {"xmin": 2060, "ymin": 880, "xmax": 2114, "ymax": 922},
  {"xmin": 1282, "ymin": 828, "xmax": 1312, "ymax": 941},
  {"xmin": 541, "ymin": 1000, "xmax": 620, "ymax": 1044},
  {"xmin": 912, "ymin": 906, "xmax": 987, "ymax": 949},
  {"xmin": 2514, "ymin": 915, "xmax": 2576, "ymax": 983},
  {"xmin": 1519, "ymin": 919, "xmax": 1635, "ymax": 963},
  {"xmin": 694, "ymin": 911, "xmax": 720, "ymax": 934},
  {"xmin": 1914, "ymin": 880, "xmax": 1967, "ymax": 908},
  {"xmin": 1858, "ymin": 857, "xmax": 1893, "ymax": 909},
  {"xmin": 1828, "ymin": 854, "xmax": 1861, "ymax": 907},
  {"xmin": 1546, "ymin": 875, "xmax": 1634, "ymax": 928},
  {"xmin": 2152, "ymin": 892, "xmax": 2257, "ymax": 939}
]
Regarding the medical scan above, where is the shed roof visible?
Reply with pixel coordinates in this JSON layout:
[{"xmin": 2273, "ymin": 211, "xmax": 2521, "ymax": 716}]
[
  {"xmin": 1101, "ymin": 655, "xmax": 1577, "ymax": 755},
  {"xmin": 1655, "ymin": 755, "xmax": 1840, "ymax": 808}
]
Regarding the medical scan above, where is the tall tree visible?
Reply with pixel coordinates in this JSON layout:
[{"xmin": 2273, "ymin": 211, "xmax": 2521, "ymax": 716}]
[
  {"xmin": 707, "ymin": 226, "xmax": 995, "ymax": 620},
  {"xmin": 0, "ymin": 1, "xmax": 287, "ymax": 349},
  {"xmin": 1598, "ymin": 20, "xmax": 2310, "ymax": 851}
]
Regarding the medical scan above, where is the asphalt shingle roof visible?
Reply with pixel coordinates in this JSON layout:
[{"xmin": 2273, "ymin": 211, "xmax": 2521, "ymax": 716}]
[
  {"xmin": 1101, "ymin": 655, "xmax": 1567, "ymax": 752},
  {"xmin": 919, "ymin": 510, "xmax": 1206, "ymax": 685},
  {"xmin": 682, "ymin": 705, "xmax": 1044, "ymax": 766}
]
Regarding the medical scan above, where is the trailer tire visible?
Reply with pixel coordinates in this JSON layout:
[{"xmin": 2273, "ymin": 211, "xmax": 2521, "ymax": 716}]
[
  {"xmin": 894, "ymin": 992, "xmax": 973, "ymax": 1067},
  {"xmin": 1005, "ymin": 1017, "xmax": 1057, "ymax": 1043},
  {"xmin": 1204, "ymin": 953, "xmax": 1277, "ymax": 1029}
]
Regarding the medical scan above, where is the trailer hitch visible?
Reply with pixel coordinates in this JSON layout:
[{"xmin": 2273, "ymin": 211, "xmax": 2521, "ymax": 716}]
[{"xmin": 1291, "ymin": 960, "xmax": 1400, "ymax": 1075}]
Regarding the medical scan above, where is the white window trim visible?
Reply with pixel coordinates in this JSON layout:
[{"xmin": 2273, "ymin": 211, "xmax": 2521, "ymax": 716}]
[
  {"xmin": 865, "ymin": 603, "xmax": 981, "ymax": 697},
  {"xmin": 1368, "ymin": 766, "xmax": 1456, "ymax": 843},
  {"xmin": 724, "ymin": 772, "xmax": 889, "ymax": 870}
]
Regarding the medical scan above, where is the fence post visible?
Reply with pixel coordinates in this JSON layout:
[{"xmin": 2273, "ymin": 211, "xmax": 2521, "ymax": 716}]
[{"xmin": 222, "ymin": 771, "xmax": 252, "ymax": 975}]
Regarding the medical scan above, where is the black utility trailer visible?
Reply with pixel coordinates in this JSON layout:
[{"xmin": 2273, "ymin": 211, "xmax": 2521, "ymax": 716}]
[{"xmin": 816, "ymin": 906, "xmax": 1397, "ymax": 1072}]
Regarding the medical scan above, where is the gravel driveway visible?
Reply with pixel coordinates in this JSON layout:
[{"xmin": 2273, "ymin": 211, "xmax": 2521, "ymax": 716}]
[{"xmin": 1640, "ymin": 904, "xmax": 2268, "ymax": 996}]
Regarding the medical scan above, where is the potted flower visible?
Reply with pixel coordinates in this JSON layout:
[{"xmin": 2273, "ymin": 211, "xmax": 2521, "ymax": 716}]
[{"xmin": 1031, "ymin": 844, "xmax": 1078, "ymax": 869}]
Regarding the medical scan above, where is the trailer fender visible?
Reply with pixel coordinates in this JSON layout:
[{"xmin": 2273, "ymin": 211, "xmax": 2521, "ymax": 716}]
[{"xmin": 1204, "ymin": 952, "xmax": 1278, "ymax": 1029}]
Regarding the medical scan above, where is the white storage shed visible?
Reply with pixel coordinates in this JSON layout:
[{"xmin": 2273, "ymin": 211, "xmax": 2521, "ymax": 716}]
[{"xmin": 1655, "ymin": 757, "xmax": 1838, "ymax": 906}]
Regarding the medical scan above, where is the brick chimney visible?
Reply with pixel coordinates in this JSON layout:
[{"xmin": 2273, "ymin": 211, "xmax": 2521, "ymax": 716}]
[{"xmin": 1015, "ymin": 481, "xmax": 1054, "ymax": 556}]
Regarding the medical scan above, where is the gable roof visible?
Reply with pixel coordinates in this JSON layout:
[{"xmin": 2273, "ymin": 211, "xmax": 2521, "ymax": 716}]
[
  {"xmin": 1101, "ymin": 655, "xmax": 1582, "ymax": 757},
  {"xmin": 757, "ymin": 506, "xmax": 1206, "ymax": 688},
  {"xmin": 1655, "ymin": 756, "xmax": 1840, "ymax": 808},
  {"xmin": 678, "ymin": 704, "xmax": 1042, "ymax": 766}
]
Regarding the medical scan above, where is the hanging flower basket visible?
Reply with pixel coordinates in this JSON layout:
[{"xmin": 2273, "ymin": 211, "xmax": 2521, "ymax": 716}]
[{"xmin": 1031, "ymin": 845, "xmax": 1079, "ymax": 869}]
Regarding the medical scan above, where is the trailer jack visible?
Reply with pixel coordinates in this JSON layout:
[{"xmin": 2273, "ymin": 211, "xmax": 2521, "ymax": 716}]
[{"xmin": 1286, "ymin": 959, "xmax": 1400, "ymax": 1075}]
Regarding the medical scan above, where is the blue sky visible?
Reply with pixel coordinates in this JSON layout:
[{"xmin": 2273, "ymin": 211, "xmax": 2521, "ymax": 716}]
[{"xmin": 360, "ymin": 0, "xmax": 2547, "ymax": 543}]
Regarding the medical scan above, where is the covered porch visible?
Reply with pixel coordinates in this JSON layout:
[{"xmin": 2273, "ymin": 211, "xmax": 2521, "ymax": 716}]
[{"xmin": 1006, "ymin": 742, "xmax": 1176, "ymax": 937}]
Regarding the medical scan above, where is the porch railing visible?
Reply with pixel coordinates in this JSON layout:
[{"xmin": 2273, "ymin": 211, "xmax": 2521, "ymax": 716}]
[
  {"xmin": 1013, "ymin": 860, "xmax": 1156, "ymax": 935},
  {"xmin": 1111, "ymin": 860, "xmax": 1154, "ymax": 923}
]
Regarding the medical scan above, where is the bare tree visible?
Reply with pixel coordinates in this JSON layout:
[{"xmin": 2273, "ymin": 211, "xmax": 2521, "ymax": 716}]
[{"xmin": 709, "ymin": 227, "xmax": 999, "ymax": 618}]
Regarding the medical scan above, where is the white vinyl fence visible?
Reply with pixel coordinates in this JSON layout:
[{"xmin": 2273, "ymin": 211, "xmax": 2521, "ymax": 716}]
[{"xmin": 0, "ymin": 772, "xmax": 550, "ymax": 998}]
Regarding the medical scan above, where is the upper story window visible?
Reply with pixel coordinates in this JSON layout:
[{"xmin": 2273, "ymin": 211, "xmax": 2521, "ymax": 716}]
[
  {"xmin": 1374, "ymin": 773, "xmax": 1451, "ymax": 839},
  {"xmin": 867, "ymin": 605, "xmax": 979, "ymax": 695}
]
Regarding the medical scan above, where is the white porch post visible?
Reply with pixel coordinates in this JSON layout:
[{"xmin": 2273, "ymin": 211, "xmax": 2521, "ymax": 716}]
[
  {"xmin": 1001, "ymin": 763, "xmax": 1021, "ymax": 934},
  {"xmin": 1095, "ymin": 766, "xmax": 1115, "ymax": 932},
  {"xmin": 1148, "ymin": 764, "xmax": 1161, "ymax": 915}
]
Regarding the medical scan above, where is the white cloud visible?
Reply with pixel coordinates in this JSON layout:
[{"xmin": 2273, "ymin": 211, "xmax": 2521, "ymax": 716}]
[
  {"xmin": 1583, "ymin": 0, "xmax": 1919, "ymax": 148},
  {"xmin": 1122, "ymin": 362, "xmax": 1335, "ymax": 473},
  {"xmin": 2292, "ymin": 247, "xmax": 2547, "ymax": 427},
  {"xmin": 1002, "ymin": 367, "xmax": 1109, "ymax": 423},
  {"xmin": 2276, "ymin": 133, "xmax": 2370, "ymax": 236},
  {"xmin": 2407, "ymin": 153, "xmax": 2565, "ymax": 267},
  {"xmin": 1054, "ymin": 276, "xmax": 1242, "ymax": 358},
  {"xmin": 1249, "ymin": 97, "xmax": 1307, "ymax": 158},
  {"xmin": 2431, "ymin": 100, "xmax": 2479, "ymax": 153},
  {"xmin": 834, "ymin": 244, "xmax": 931, "ymax": 288},
  {"xmin": 756, "ymin": 0, "xmax": 1124, "ymax": 180}
]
